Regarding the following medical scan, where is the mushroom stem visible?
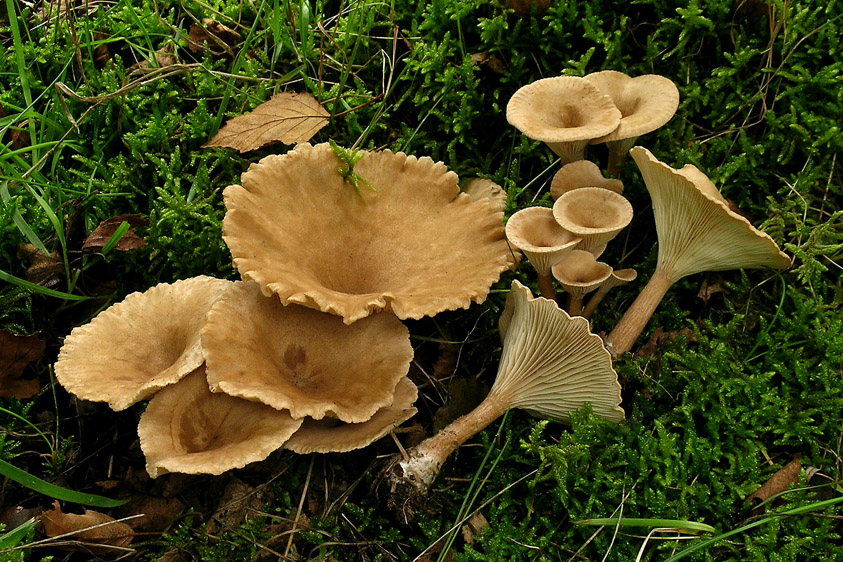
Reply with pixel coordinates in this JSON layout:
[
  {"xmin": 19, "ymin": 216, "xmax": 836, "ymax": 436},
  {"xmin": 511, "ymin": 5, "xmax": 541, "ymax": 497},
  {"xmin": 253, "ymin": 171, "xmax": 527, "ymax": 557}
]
[
  {"xmin": 581, "ymin": 286, "xmax": 609, "ymax": 319},
  {"xmin": 605, "ymin": 138, "xmax": 637, "ymax": 176},
  {"xmin": 537, "ymin": 272, "xmax": 556, "ymax": 300},
  {"xmin": 395, "ymin": 393, "xmax": 508, "ymax": 493},
  {"xmin": 568, "ymin": 295, "xmax": 583, "ymax": 316},
  {"xmin": 605, "ymin": 268, "xmax": 675, "ymax": 359}
]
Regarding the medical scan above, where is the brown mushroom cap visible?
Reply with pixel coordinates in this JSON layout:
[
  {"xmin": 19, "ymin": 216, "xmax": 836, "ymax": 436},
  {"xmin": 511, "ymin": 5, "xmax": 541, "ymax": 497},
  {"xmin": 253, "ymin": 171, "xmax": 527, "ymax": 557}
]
[
  {"xmin": 491, "ymin": 281, "xmax": 624, "ymax": 423},
  {"xmin": 223, "ymin": 143, "xmax": 512, "ymax": 325},
  {"xmin": 55, "ymin": 276, "xmax": 234, "ymax": 411},
  {"xmin": 552, "ymin": 187, "xmax": 633, "ymax": 254},
  {"xmin": 550, "ymin": 160, "xmax": 624, "ymax": 200},
  {"xmin": 283, "ymin": 377, "xmax": 418, "ymax": 454},
  {"xmin": 506, "ymin": 77, "xmax": 622, "ymax": 164},
  {"xmin": 461, "ymin": 178, "xmax": 508, "ymax": 213},
  {"xmin": 550, "ymin": 250, "xmax": 613, "ymax": 300},
  {"xmin": 138, "ymin": 366, "xmax": 302, "ymax": 477},
  {"xmin": 201, "ymin": 281, "xmax": 413, "ymax": 423},
  {"xmin": 505, "ymin": 206, "xmax": 581, "ymax": 275}
]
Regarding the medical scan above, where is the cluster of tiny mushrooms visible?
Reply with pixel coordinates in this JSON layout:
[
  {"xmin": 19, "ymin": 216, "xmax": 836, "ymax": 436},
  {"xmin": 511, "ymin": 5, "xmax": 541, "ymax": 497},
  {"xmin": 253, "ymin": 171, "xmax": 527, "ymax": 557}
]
[{"xmin": 54, "ymin": 70, "xmax": 791, "ymax": 496}]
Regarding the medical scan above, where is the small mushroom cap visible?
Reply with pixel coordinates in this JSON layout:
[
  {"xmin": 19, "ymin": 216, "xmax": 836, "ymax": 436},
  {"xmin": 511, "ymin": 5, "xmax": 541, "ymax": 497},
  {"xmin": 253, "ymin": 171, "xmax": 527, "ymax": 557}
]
[
  {"xmin": 283, "ymin": 377, "xmax": 418, "ymax": 454},
  {"xmin": 629, "ymin": 147, "xmax": 792, "ymax": 279},
  {"xmin": 506, "ymin": 76, "xmax": 621, "ymax": 163},
  {"xmin": 505, "ymin": 207, "xmax": 581, "ymax": 274},
  {"xmin": 552, "ymin": 187, "xmax": 633, "ymax": 254},
  {"xmin": 55, "ymin": 276, "xmax": 234, "ymax": 411},
  {"xmin": 491, "ymin": 281, "xmax": 624, "ymax": 423},
  {"xmin": 550, "ymin": 250, "xmax": 613, "ymax": 299},
  {"xmin": 461, "ymin": 178, "xmax": 508, "ymax": 213},
  {"xmin": 550, "ymin": 160, "xmax": 624, "ymax": 200},
  {"xmin": 585, "ymin": 71, "xmax": 680, "ymax": 144},
  {"xmin": 605, "ymin": 268, "xmax": 638, "ymax": 288},
  {"xmin": 138, "ymin": 366, "xmax": 302, "ymax": 478},
  {"xmin": 223, "ymin": 143, "xmax": 512, "ymax": 325},
  {"xmin": 201, "ymin": 281, "xmax": 412, "ymax": 423}
]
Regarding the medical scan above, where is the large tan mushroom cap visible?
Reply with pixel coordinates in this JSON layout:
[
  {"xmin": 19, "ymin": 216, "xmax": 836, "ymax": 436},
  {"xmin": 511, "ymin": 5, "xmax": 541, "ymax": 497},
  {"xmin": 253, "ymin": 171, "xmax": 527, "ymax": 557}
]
[
  {"xmin": 223, "ymin": 143, "xmax": 512, "ymax": 325},
  {"xmin": 461, "ymin": 178, "xmax": 507, "ymax": 213},
  {"xmin": 550, "ymin": 160, "xmax": 624, "ymax": 200},
  {"xmin": 55, "ymin": 276, "xmax": 234, "ymax": 411},
  {"xmin": 505, "ymin": 206, "xmax": 581, "ymax": 275},
  {"xmin": 630, "ymin": 146, "xmax": 792, "ymax": 279},
  {"xmin": 201, "ymin": 281, "xmax": 412, "ymax": 423},
  {"xmin": 506, "ymin": 77, "xmax": 622, "ymax": 164},
  {"xmin": 551, "ymin": 250, "xmax": 613, "ymax": 300},
  {"xmin": 283, "ymin": 377, "xmax": 418, "ymax": 454},
  {"xmin": 552, "ymin": 187, "xmax": 633, "ymax": 254},
  {"xmin": 138, "ymin": 366, "xmax": 302, "ymax": 478},
  {"xmin": 491, "ymin": 281, "xmax": 624, "ymax": 423}
]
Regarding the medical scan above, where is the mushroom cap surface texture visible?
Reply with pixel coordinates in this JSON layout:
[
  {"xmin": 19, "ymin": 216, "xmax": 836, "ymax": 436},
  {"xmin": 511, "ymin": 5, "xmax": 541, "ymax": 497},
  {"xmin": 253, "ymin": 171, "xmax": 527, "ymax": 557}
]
[
  {"xmin": 201, "ymin": 281, "xmax": 413, "ymax": 423},
  {"xmin": 505, "ymin": 206, "xmax": 581, "ymax": 274},
  {"xmin": 550, "ymin": 160, "xmax": 624, "ymax": 200},
  {"xmin": 55, "ymin": 276, "xmax": 234, "ymax": 411},
  {"xmin": 461, "ymin": 177, "xmax": 508, "ymax": 213},
  {"xmin": 222, "ymin": 143, "xmax": 512, "ymax": 325},
  {"xmin": 283, "ymin": 377, "xmax": 418, "ymax": 454},
  {"xmin": 493, "ymin": 281, "xmax": 624, "ymax": 423},
  {"xmin": 138, "ymin": 366, "xmax": 302, "ymax": 478},
  {"xmin": 552, "ymin": 187, "xmax": 633, "ymax": 254},
  {"xmin": 630, "ymin": 147, "xmax": 792, "ymax": 279},
  {"xmin": 551, "ymin": 250, "xmax": 613, "ymax": 299},
  {"xmin": 585, "ymin": 70, "xmax": 680, "ymax": 144}
]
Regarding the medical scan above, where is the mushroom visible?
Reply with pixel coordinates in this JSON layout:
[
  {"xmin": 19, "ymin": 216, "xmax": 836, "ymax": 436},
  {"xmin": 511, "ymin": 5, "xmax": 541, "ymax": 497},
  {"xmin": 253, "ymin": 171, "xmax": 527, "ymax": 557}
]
[
  {"xmin": 550, "ymin": 160, "xmax": 624, "ymax": 200},
  {"xmin": 222, "ymin": 143, "xmax": 512, "ymax": 325},
  {"xmin": 461, "ymin": 177, "xmax": 508, "ymax": 212},
  {"xmin": 506, "ymin": 76, "xmax": 622, "ymax": 164},
  {"xmin": 138, "ymin": 366, "xmax": 302, "ymax": 477},
  {"xmin": 55, "ymin": 276, "xmax": 234, "ymax": 411},
  {"xmin": 200, "ymin": 281, "xmax": 413, "ymax": 423},
  {"xmin": 283, "ymin": 377, "xmax": 418, "ymax": 454},
  {"xmin": 550, "ymin": 250, "xmax": 613, "ymax": 316},
  {"xmin": 504, "ymin": 206, "xmax": 581, "ymax": 299},
  {"xmin": 582, "ymin": 268, "xmax": 637, "ymax": 319},
  {"xmin": 584, "ymin": 70, "xmax": 680, "ymax": 175},
  {"xmin": 392, "ymin": 280, "xmax": 624, "ymax": 494},
  {"xmin": 552, "ymin": 187, "xmax": 633, "ymax": 255},
  {"xmin": 605, "ymin": 147, "xmax": 792, "ymax": 359}
]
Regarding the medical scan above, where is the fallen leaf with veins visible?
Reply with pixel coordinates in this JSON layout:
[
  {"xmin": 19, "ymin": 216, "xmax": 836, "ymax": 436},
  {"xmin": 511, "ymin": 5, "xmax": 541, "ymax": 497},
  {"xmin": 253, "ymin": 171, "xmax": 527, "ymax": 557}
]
[
  {"xmin": 0, "ymin": 329, "xmax": 44, "ymax": 399},
  {"xmin": 40, "ymin": 501, "xmax": 134, "ymax": 553},
  {"xmin": 747, "ymin": 457, "xmax": 802, "ymax": 510},
  {"xmin": 82, "ymin": 214, "xmax": 149, "ymax": 252}
]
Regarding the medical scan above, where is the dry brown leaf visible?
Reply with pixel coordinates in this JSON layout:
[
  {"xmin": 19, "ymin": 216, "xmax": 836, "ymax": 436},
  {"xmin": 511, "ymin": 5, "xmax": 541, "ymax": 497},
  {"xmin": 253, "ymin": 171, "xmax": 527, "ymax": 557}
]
[
  {"xmin": 188, "ymin": 18, "xmax": 240, "ymax": 54},
  {"xmin": 156, "ymin": 43, "xmax": 177, "ymax": 67},
  {"xmin": 634, "ymin": 327, "xmax": 698, "ymax": 359},
  {"xmin": 202, "ymin": 92, "xmax": 330, "ymax": 153},
  {"xmin": 40, "ymin": 501, "xmax": 134, "ymax": 553},
  {"xmin": 0, "ymin": 329, "xmax": 44, "ymax": 399},
  {"xmin": 123, "ymin": 496, "xmax": 185, "ymax": 532},
  {"xmin": 746, "ymin": 457, "xmax": 802, "ymax": 508},
  {"xmin": 432, "ymin": 342, "xmax": 460, "ymax": 379},
  {"xmin": 17, "ymin": 243, "xmax": 63, "ymax": 288},
  {"xmin": 82, "ymin": 214, "xmax": 149, "ymax": 252},
  {"xmin": 698, "ymin": 273, "xmax": 730, "ymax": 303},
  {"xmin": 461, "ymin": 512, "xmax": 489, "ymax": 546}
]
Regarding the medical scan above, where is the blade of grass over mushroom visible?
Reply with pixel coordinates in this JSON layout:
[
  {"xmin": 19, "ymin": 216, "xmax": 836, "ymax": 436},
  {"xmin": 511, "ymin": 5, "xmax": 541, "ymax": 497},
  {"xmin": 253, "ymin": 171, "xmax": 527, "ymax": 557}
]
[
  {"xmin": 0, "ymin": 460, "xmax": 127, "ymax": 507},
  {"xmin": 572, "ymin": 517, "xmax": 716, "ymax": 535}
]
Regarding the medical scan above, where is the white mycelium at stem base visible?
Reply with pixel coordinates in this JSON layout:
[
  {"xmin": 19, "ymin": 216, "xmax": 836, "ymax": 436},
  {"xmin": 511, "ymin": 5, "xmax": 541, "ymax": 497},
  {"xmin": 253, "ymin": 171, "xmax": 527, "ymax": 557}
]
[{"xmin": 395, "ymin": 280, "xmax": 624, "ymax": 493}]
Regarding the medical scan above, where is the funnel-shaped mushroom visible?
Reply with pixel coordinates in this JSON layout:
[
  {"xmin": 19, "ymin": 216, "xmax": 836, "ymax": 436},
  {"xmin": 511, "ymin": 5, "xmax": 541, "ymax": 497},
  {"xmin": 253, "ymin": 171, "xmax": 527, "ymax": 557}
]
[
  {"xmin": 55, "ymin": 276, "xmax": 234, "ymax": 411},
  {"xmin": 550, "ymin": 160, "xmax": 624, "ymax": 200},
  {"xmin": 585, "ymin": 70, "xmax": 680, "ymax": 175},
  {"xmin": 582, "ymin": 268, "xmax": 637, "ymax": 319},
  {"xmin": 393, "ymin": 280, "xmax": 623, "ymax": 493},
  {"xmin": 223, "ymin": 143, "xmax": 512, "ymax": 325},
  {"xmin": 461, "ymin": 178, "xmax": 507, "ymax": 213},
  {"xmin": 552, "ymin": 187, "xmax": 633, "ymax": 254},
  {"xmin": 505, "ymin": 207, "xmax": 581, "ymax": 299},
  {"xmin": 506, "ymin": 77, "xmax": 622, "ymax": 164},
  {"xmin": 605, "ymin": 147, "xmax": 792, "ymax": 358},
  {"xmin": 201, "ymin": 281, "xmax": 413, "ymax": 423},
  {"xmin": 138, "ymin": 366, "xmax": 302, "ymax": 477},
  {"xmin": 551, "ymin": 250, "xmax": 613, "ymax": 316},
  {"xmin": 283, "ymin": 377, "xmax": 418, "ymax": 454}
]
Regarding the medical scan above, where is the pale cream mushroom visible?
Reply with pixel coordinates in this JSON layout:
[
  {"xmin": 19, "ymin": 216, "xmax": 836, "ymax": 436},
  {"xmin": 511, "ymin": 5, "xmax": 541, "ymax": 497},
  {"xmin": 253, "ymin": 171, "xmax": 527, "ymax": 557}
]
[
  {"xmin": 551, "ymin": 250, "xmax": 613, "ymax": 316},
  {"xmin": 223, "ymin": 143, "xmax": 512, "ymax": 325},
  {"xmin": 201, "ymin": 281, "xmax": 413, "ymax": 423},
  {"xmin": 552, "ymin": 187, "xmax": 633, "ymax": 255},
  {"xmin": 138, "ymin": 366, "xmax": 302, "ymax": 477},
  {"xmin": 605, "ymin": 147, "xmax": 792, "ymax": 359},
  {"xmin": 550, "ymin": 160, "xmax": 624, "ymax": 200},
  {"xmin": 505, "ymin": 206, "xmax": 581, "ymax": 299},
  {"xmin": 506, "ymin": 76, "xmax": 622, "ymax": 164},
  {"xmin": 55, "ymin": 276, "xmax": 234, "ymax": 411},
  {"xmin": 582, "ymin": 268, "xmax": 637, "ymax": 319},
  {"xmin": 585, "ymin": 70, "xmax": 680, "ymax": 175},
  {"xmin": 392, "ymin": 280, "xmax": 624, "ymax": 493}
]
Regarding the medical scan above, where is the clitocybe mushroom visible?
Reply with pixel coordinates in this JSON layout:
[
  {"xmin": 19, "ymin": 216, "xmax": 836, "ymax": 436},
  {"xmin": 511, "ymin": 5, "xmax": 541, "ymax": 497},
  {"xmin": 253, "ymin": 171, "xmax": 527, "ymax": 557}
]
[
  {"xmin": 223, "ymin": 143, "xmax": 512, "ymax": 325},
  {"xmin": 55, "ymin": 276, "xmax": 234, "ymax": 411},
  {"xmin": 551, "ymin": 250, "xmax": 613, "ymax": 316},
  {"xmin": 585, "ymin": 70, "xmax": 680, "ymax": 175},
  {"xmin": 550, "ymin": 160, "xmax": 624, "ymax": 200},
  {"xmin": 505, "ymin": 207, "xmax": 581, "ymax": 299},
  {"xmin": 582, "ymin": 268, "xmax": 637, "ymax": 319},
  {"xmin": 393, "ymin": 280, "xmax": 624, "ymax": 494},
  {"xmin": 605, "ymin": 147, "xmax": 792, "ymax": 359},
  {"xmin": 506, "ymin": 76, "xmax": 622, "ymax": 164},
  {"xmin": 461, "ymin": 177, "xmax": 508, "ymax": 213},
  {"xmin": 552, "ymin": 186, "xmax": 633, "ymax": 255}
]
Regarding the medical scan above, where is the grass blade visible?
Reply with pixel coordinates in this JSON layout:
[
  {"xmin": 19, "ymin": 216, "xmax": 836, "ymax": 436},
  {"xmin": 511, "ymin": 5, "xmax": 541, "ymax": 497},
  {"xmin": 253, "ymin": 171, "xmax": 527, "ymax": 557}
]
[
  {"xmin": 573, "ymin": 517, "xmax": 716, "ymax": 535},
  {"xmin": 0, "ymin": 459, "xmax": 127, "ymax": 507},
  {"xmin": 0, "ymin": 518, "xmax": 37, "ymax": 550}
]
